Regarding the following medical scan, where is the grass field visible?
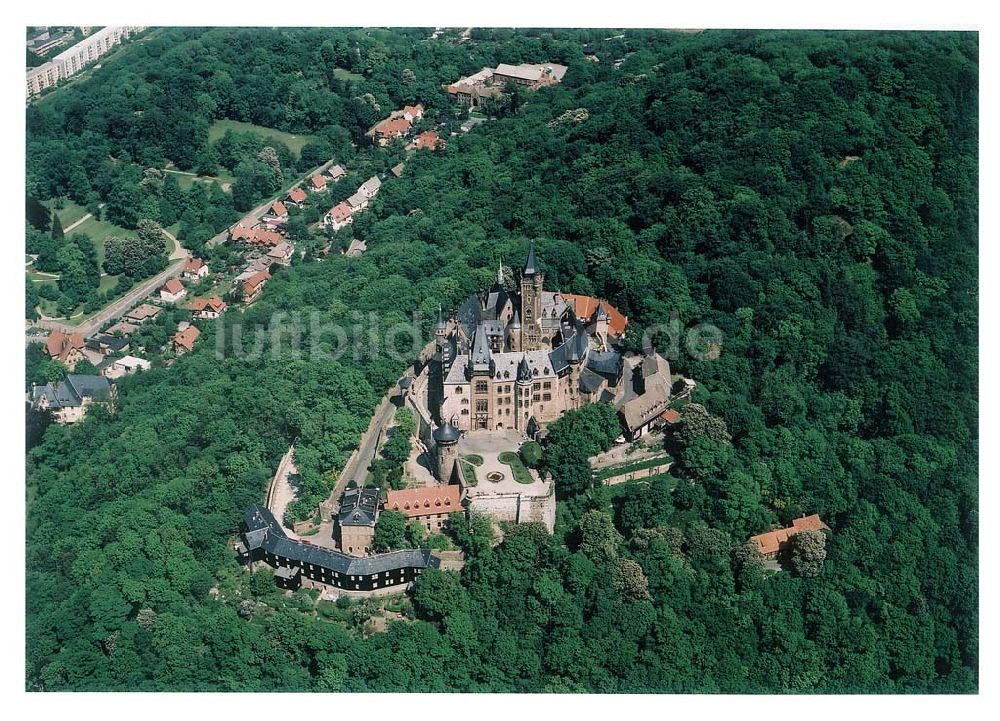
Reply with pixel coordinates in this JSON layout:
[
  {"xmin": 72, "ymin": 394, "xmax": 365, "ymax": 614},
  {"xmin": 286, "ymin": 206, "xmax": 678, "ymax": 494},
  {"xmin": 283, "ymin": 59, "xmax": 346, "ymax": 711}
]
[
  {"xmin": 208, "ymin": 119, "xmax": 320, "ymax": 156},
  {"xmin": 43, "ymin": 199, "xmax": 90, "ymax": 229},
  {"xmin": 333, "ymin": 67, "xmax": 364, "ymax": 82},
  {"xmin": 163, "ymin": 168, "xmax": 235, "ymax": 192},
  {"xmin": 71, "ymin": 216, "xmax": 136, "ymax": 267}
]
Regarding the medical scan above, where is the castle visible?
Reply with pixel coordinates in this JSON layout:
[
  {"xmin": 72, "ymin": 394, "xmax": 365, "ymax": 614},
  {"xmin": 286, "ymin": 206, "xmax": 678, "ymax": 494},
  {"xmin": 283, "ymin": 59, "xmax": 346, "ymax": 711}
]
[{"xmin": 434, "ymin": 243, "xmax": 631, "ymax": 436}]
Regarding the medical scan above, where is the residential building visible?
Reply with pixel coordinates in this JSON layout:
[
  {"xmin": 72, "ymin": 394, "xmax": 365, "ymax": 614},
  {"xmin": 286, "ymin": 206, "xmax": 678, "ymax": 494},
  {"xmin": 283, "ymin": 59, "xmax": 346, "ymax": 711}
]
[
  {"xmin": 444, "ymin": 67, "xmax": 502, "ymax": 107},
  {"xmin": 390, "ymin": 163, "xmax": 405, "ymax": 177},
  {"xmin": 182, "ymin": 257, "xmax": 210, "ymax": 282},
  {"xmin": 410, "ymin": 130, "xmax": 444, "ymax": 151},
  {"xmin": 237, "ymin": 506, "xmax": 440, "ymax": 593},
  {"xmin": 324, "ymin": 201, "xmax": 353, "ymax": 230},
  {"xmin": 124, "ymin": 303, "xmax": 161, "ymax": 325},
  {"xmin": 240, "ymin": 269, "xmax": 271, "ymax": 304},
  {"xmin": 26, "ymin": 26, "xmax": 146, "ymax": 99},
  {"xmin": 366, "ymin": 116, "xmax": 411, "ymax": 146},
  {"xmin": 85, "ymin": 333, "xmax": 130, "ymax": 357},
  {"xmin": 232, "ymin": 225, "xmax": 285, "ymax": 247},
  {"xmin": 103, "ymin": 320, "xmax": 139, "ymax": 337},
  {"xmin": 359, "ymin": 175, "xmax": 381, "ymax": 199},
  {"xmin": 44, "ymin": 329, "xmax": 87, "ymax": 369},
  {"xmin": 327, "ymin": 164, "xmax": 347, "ymax": 182},
  {"xmin": 263, "ymin": 201, "xmax": 288, "ymax": 222},
  {"xmin": 337, "ymin": 487, "xmax": 381, "ymax": 556},
  {"xmin": 308, "ymin": 175, "xmax": 327, "ymax": 192},
  {"xmin": 190, "ymin": 295, "xmax": 227, "ymax": 320},
  {"xmin": 286, "ymin": 187, "xmax": 308, "ymax": 206},
  {"xmin": 346, "ymin": 191, "xmax": 369, "ymax": 213},
  {"xmin": 160, "ymin": 278, "xmax": 187, "ymax": 303},
  {"xmin": 750, "ymin": 515, "xmax": 831, "ymax": 559},
  {"xmin": 384, "ymin": 485, "xmax": 462, "ymax": 534},
  {"xmin": 172, "ymin": 325, "xmax": 201, "ymax": 354},
  {"xmin": 31, "ymin": 375, "xmax": 114, "ymax": 424},
  {"xmin": 267, "ymin": 241, "xmax": 294, "ymax": 267}
]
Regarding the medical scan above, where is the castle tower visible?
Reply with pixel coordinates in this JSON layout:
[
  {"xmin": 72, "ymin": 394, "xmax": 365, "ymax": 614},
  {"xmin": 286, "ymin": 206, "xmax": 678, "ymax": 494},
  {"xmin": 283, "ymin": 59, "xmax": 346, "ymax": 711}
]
[
  {"xmin": 468, "ymin": 326, "xmax": 495, "ymax": 429},
  {"xmin": 594, "ymin": 301, "xmax": 610, "ymax": 350},
  {"xmin": 434, "ymin": 305, "xmax": 448, "ymax": 354},
  {"xmin": 514, "ymin": 354, "xmax": 533, "ymax": 433},
  {"xmin": 433, "ymin": 422, "xmax": 460, "ymax": 483},
  {"xmin": 505, "ymin": 310, "xmax": 522, "ymax": 353},
  {"xmin": 565, "ymin": 324, "xmax": 588, "ymax": 410},
  {"xmin": 520, "ymin": 242, "xmax": 544, "ymax": 351}
]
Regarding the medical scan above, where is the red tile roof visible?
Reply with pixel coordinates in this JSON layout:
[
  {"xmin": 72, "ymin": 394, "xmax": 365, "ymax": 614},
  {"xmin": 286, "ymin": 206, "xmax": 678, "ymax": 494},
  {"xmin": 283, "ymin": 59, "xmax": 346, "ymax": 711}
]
[
  {"xmin": 287, "ymin": 187, "xmax": 308, "ymax": 204},
  {"xmin": 161, "ymin": 278, "xmax": 184, "ymax": 295},
  {"xmin": 402, "ymin": 104, "xmax": 423, "ymax": 117},
  {"xmin": 172, "ymin": 325, "xmax": 201, "ymax": 352},
  {"xmin": 385, "ymin": 485, "xmax": 461, "ymax": 519},
  {"xmin": 372, "ymin": 117, "xmax": 411, "ymax": 138},
  {"xmin": 184, "ymin": 257, "xmax": 205, "ymax": 272},
  {"xmin": 661, "ymin": 408, "xmax": 681, "ymax": 424},
  {"xmin": 268, "ymin": 201, "xmax": 287, "ymax": 217},
  {"xmin": 562, "ymin": 294, "xmax": 628, "ymax": 337},
  {"xmin": 309, "ymin": 175, "xmax": 327, "ymax": 190},
  {"xmin": 327, "ymin": 202, "xmax": 352, "ymax": 224},
  {"xmin": 415, "ymin": 130, "xmax": 442, "ymax": 150},
  {"xmin": 190, "ymin": 295, "xmax": 227, "ymax": 314},
  {"xmin": 242, "ymin": 269, "xmax": 271, "ymax": 294},
  {"xmin": 750, "ymin": 514, "xmax": 830, "ymax": 556},
  {"xmin": 44, "ymin": 329, "xmax": 85, "ymax": 360}
]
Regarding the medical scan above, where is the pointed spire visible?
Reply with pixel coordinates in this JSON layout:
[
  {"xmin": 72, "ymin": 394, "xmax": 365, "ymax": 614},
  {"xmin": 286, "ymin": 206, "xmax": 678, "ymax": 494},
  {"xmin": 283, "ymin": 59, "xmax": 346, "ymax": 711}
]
[
  {"xmin": 507, "ymin": 310, "xmax": 521, "ymax": 328},
  {"xmin": 524, "ymin": 242, "xmax": 540, "ymax": 276},
  {"xmin": 434, "ymin": 304, "xmax": 446, "ymax": 330},
  {"xmin": 497, "ymin": 258, "xmax": 504, "ymax": 284},
  {"xmin": 517, "ymin": 354, "xmax": 532, "ymax": 382},
  {"xmin": 471, "ymin": 324, "xmax": 493, "ymax": 368}
]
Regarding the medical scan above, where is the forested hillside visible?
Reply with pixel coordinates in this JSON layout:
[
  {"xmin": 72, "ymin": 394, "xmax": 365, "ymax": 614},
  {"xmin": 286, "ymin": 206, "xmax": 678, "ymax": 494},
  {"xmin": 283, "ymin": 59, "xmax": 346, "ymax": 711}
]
[{"xmin": 25, "ymin": 28, "xmax": 977, "ymax": 692}]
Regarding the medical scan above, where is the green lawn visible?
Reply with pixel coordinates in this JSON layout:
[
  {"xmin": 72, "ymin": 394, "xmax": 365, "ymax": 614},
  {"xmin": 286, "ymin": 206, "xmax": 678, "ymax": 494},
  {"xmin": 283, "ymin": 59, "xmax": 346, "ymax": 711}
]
[
  {"xmin": 43, "ymin": 199, "xmax": 90, "ymax": 229},
  {"xmin": 498, "ymin": 451, "xmax": 535, "ymax": 484},
  {"xmin": 208, "ymin": 119, "xmax": 320, "ymax": 156},
  {"xmin": 71, "ymin": 216, "xmax": 135, "ymax": 267},
  {"xmin": 333, "ymin": 67, "xmax": 365, "ymax": 82},
  {"xmin": 459, "ymin": 460, "xmax": 479, "ymax": 486},
  {"xmin": 462, "ymin": 454, "xmax": 484, "ymax": 466},
  {"xmin": 163, "ymin": 168, "xmax": 234, "ymax": 192}
]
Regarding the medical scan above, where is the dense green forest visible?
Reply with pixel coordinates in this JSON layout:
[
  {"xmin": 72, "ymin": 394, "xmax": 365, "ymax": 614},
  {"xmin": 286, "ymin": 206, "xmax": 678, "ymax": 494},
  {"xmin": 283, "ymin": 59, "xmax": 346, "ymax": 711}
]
[{"xmin": 25, "ymin": 28, "xmax": 977, "ymax": 692}]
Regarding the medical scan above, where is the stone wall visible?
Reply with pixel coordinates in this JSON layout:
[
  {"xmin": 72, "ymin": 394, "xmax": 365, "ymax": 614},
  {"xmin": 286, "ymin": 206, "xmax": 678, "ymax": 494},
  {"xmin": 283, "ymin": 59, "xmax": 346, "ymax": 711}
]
[
  {"xmin": 601, "ymin": 459, "xmax": 673, "ymax": 486},
  {"xmin": 468, "ymin": 488, "xmax": 556, "ymax": 533}
]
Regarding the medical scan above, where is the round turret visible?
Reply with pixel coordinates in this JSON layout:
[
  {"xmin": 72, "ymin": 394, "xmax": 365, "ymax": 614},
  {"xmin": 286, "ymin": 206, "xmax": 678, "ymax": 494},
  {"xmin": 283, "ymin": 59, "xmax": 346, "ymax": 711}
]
[{"xmin": 433, "ymin": 422, "xmax": 460, "ymax": 445}]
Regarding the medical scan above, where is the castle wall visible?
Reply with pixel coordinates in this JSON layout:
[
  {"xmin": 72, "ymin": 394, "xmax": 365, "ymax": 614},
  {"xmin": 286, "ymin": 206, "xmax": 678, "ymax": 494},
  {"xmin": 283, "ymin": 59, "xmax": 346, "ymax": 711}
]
[{"xmin": 468, "ymin": 489, "xmax": 555, "ymax": 533}]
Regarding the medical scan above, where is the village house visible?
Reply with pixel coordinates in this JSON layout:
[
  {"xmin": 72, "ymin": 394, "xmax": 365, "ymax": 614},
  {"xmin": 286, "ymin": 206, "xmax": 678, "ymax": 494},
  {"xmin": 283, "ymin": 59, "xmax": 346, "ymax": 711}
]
[
  {"xmin": 159, "ymin": 278, "xmax": 187, "ymax": 303},
  {"xmin": 410, "ymin": 130, "xmax": 444, "ymax": 151},
  {"xmin": 103, "ymin": 320, "xmax": 139, "ymax": 337},
  {"xmin": 190, "ymin": 295, "xmax": 227, "ymax": 320},
  {"xmin": 233, "ymin": 225, "xmax": 285, "ymax": 247},
  {"xmin": 750, "ymin": 515, "xmax": 831, "ymax": 559},
  {"xmin": 337, "ymin": 486, "xmax": 381, "ymax": 557},
  {"xmin": 366, "ymin": 116, "xmax": 411, "ymax": 146},
  {"xmin": 124, "ymin": 303, "xmax": 162, "ymax": 325},
  {"xmin": 240, "ymin": 268, "xmax": 271, "ymax": 304},
  {"xmin": 346, "ymin": 190, "xmax": 369, "ymax": 214},
  {"xmin": 31, "ymin": 375, "xmax": 115, "ymax": 424},
  {"xmin": 323, "ymin": 201, "xmax": 353, "ymax": 230},
  {"xmin": 102, "ymin": 355, "xmax": 151, "ymax": 380},
  {"xmin": 327, "ymin": 164, "xmax": 347, "ymax": 182},
  {"xmin": 44, "ymin": 329, "xmax": 87, "ymax": 369},
  {"xmin": 400, "ymin": 103, "xmax": 424, "ymax": 122},
  {"xmin": 390, "ymin": 163, "xmax": 405, "ymax": 177},
  {"xmin": 263, "ymin": 201, "xmax": 288, "ymax": 223},
  {"xmin": 172, "ymin": 325, "xmax": 201, "ymax": 355},
  {"xmin": 360, "ymin": 175, "xmax": 381, "ymax": 199},
  {"xmin": 267, "ymin": 241, "xmax": 294, "ymax": 267},
  {"xmin": 182, "ymin": 257, "xmax": 210, "ymax": 282},
  {"xmin": 85, "ymin": 333, "xmax": 130, "ymax": 357},
  {"xmin": 308, "ymin": 175, "xmax": 327, "ymax": 193},
  {"xmin": 384, "ymin": 485, "xmax": 462, "ymax": 535},
  {"xmin": 286, "ymin": 187, "xmax": 308, "ymax": 206}
]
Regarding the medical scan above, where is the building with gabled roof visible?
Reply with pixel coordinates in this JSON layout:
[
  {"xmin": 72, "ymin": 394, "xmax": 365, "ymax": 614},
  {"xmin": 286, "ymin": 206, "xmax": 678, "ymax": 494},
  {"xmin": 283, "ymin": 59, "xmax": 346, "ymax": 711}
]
[
  {"xmin": 337, "ymin": 486, "xmax": 381, "ymax": 556},
  {"xmin": 182, "ymin": 256, "xmax": 209, "ymax": 282},
  {"xmin": 327, "ymin": 164, "xmax": 347, "ymax": 182},
  {"xmin": 172, "ymin": 325, "xmax": 201, "ymax": 354},
  {"xmin": 160, "ymin": 278, "xmax": 186, "ymax": 303},
  {"xmin": 31, "ymin": 374, "xmax": 114, "ymax": 424},
  {"xmin": 324, "ymin": 201, "xmax": 353, "ymax": 230},
  {"xmin": 286, "ymin": 187, "xmax": 308, "ymax": 206},
  {"xmin": 190, "ymin": 295, "xmax": 227, "ymax": 319},
  {"xmin": 308, "ymin": 175, "xmax": 327, "ymax": 192},
  {"xmin": 264, "ymin": 201, "xmax": 288, "ymax": 221},
  {"xmin": 240, "ymin": 268, "xmax": 271, "ymax": 304},
  {"xmin": 385, "ymin": 485, "xmax": 462, "ymax": 534},
  {"xmin": 44, "ymin": 329, "xmax": 87, "ymax": 368},
  {"xmin": 750, "ymin": 515, "xmax": 831, "ymax": 559},
  {"xmin": 236, "ymin": 505, "xmax": 440, "ymax": 593},
  {"xmin": 359, "ymin": 175, "xmax": 381, "ymax": 199}
]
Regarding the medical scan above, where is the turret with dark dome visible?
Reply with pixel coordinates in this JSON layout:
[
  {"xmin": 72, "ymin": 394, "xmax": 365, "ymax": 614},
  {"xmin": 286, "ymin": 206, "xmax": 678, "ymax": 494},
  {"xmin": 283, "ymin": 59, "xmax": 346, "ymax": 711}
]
[{"xmin": 433, "ymin": 422, "xmax": 460, "ymax": 444}]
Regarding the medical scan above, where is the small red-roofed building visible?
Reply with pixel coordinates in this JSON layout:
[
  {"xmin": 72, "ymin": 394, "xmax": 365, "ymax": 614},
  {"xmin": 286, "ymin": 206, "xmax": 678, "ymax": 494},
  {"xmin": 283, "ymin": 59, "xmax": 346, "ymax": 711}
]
[
  {"xmin": 749, "ymin": 515, "xmax": 830, "ymax": 559},
  {"xmin": 172, "ymin": 325, "xmax": 201, "ymax": 354},
  {"xmin": 308, "ymin": 175, "xmax": 327, "ymax": 192},
  {"xmin": 384, "ymin": 485, "xmax": 462, "ymax": 534},
  {"xmin": 324, "ymin": 201, "xmax": 353, "ymax": 231},
  {"xmin": 160, "ymin": 278, "xmax": 187, "ymax": 303},
  {"xmin": 182, "ymin": 257, "xmax": 209, "ymax": 282},
  {"xmin": 286, "ymin": 187, "xmax": 308, "ymax": 206},
  {"xmin": 264, "ymin": 201, "xmax": 288, "ymax": 222},
  {"xmin": 190, "ymin": 295, "xmax": 227, "ymax": 320}
]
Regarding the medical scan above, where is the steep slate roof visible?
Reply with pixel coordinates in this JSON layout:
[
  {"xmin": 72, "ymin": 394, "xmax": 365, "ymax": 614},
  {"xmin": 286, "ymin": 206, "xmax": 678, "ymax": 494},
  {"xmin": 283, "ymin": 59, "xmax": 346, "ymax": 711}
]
[
  {"xmin": 619, "ymin": 376, "xmax": 672, "ymax": 432},
  {"xmin": 385, "ymin": 485, "xmax": 461, "ymax": 518},
  {"xmin": 432, "ymin": 422, "xmax": 460, "ymax": 444},
  {"xmin": 33, "ymin": 375, "xmax": 112, "ymax": 409},
  {"xmin": 241, "ymin": 506, "xmax": 440, "ymax": 576},
  {"xmin": 338, "ymin": 486, "xmax": 381, "ymax": 527},
  {"xmin": 524, "ymin": 242, "xmax": 540, "ymax": 275}
]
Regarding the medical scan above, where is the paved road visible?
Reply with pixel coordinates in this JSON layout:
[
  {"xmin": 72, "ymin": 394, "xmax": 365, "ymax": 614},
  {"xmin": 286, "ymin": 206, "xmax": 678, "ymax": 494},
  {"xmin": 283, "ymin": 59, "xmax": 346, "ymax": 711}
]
[
  {"xmin": 31, "ymin": 229, "xmax": 190, "ymax": 337},
  {"xmin": 206, "ymin": 160, "xmax": 338, "ymax": 249}
]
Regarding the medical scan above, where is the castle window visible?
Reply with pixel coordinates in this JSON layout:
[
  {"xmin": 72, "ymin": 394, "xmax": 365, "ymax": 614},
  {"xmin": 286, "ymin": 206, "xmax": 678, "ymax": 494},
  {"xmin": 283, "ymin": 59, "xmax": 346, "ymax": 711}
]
[
  {"xmin": 461, "ymin": 398, "xmax": 468, "ymax": 405},
  {"xmin": 461, "ymin": 409, "xmax": 469, "ymax": 415},
  {"xmin": 533, "ymin": 394, "xmax": 541, "ymax": 402},
  {"xmin": 543, "ymin": 393, "xmax": 552, "ymax": 401},
  {"xmin": 455, "ymin": 386, "xmax": 462, "ymax": 393},
  {"xmin": 505, "ymin": 408, "xmax": 511, "ymax": 415},
  {"xmin": 505, "ymin": 385, "xmax": 511, "ymax": 393},
  {"xmin": 475, "ymin": 381, "xmax": 488, "ymax": 393},
  {"xmin": 533, "ymin": 383, "xmax": 541, "ymax": 391},
  {"xmin": 543, "ymin": 382, "xmax": 551, "ymax": 389},
  {"xmin": 476, "ymin": 400, "xmax": 488, "ymax": 412}
]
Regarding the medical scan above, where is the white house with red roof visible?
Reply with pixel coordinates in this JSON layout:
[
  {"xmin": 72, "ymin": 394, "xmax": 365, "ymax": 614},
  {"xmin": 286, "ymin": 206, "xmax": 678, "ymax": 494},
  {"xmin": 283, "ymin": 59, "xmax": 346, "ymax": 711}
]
[
  {"xmin": 308, "ymin": 175, "xmax": 327, "ymax": 192},
  {"xmin": 286, "ymin": 187, "xmax": 308, "ymax": 206},
  {"xmin": 324, "ymin": 201, "xmax": 354, "ymax": 230},
  {"xmin": 263, "ymin": 201, "xmax": 288, "ymax": 222},
  {"xmin": 160, "ymin": 278, "xmax": 187, "ymax": 303},
  {"xmin": 182, "ymin": 257, "xmax": 209, "ymax": 282}
]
